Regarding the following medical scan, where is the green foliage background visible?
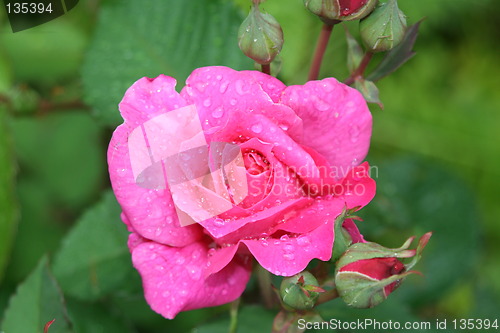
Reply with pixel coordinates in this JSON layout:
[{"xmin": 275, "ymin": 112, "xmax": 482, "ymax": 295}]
[{"xmin": 0, "ymin": 0, "xmax": 499, "ymax": 332}]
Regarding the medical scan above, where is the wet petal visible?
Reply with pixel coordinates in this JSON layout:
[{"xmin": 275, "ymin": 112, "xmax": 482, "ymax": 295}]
[{"xmin": 131, "ymin": 240, "xmax": 251, "ymax": 319}]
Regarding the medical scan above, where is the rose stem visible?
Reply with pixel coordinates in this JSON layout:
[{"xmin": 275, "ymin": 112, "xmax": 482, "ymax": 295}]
[
  {"xmin": 228, "ymin": 298, "xmax": 240, "ymax": 333},
  {"xmin": 344, "ymin": 51, "xmax": 374, "ymax": 85},
  {"xmin": 308, "ymin": 23, "xmax": 336, "ymax": 81},
  {"xmin": 261, "ymin": 63, "xmax": 271, "ymax": 75},
  {"xmin": 256, "ymin": 264, "xmax": 275, "ymax": 308}
]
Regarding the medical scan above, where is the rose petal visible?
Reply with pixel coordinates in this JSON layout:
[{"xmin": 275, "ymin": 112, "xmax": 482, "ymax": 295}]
[
  {"xmin": 119, "ymin": 75, "xmax": 187, "ymax": 127},
  {"xmin": 180, "ymin": 66, "xmax": 302, "ymax": 140},
  {"xmin": 131, "ymin": 239, "xmax": 251, "ymax": 319},
  {"xmin": 241, "ymin": 219, "xmax": 334, "ymax": 276},
  {"xmin": 280, "ymin": 78, "xmax": 372, "ymax": 177},
  {"xmin": 241, "ymin": 70, "xmax": 286, "ymax": 103},
  {"xmin": 109, "ymin": 127, "xmax": 203, "ymax": 246}
]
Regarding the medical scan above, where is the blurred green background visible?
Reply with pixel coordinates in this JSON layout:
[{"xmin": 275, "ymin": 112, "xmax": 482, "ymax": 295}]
[{"xmin": 0, "ymin": 0, "xmax": 498, "ymax": 332}]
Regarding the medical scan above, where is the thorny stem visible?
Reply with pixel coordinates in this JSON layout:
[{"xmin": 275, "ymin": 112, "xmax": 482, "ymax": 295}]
[
  {"xmin": 257, "ymin": 264, "xmax": 276, "ymax": 308},
  {"xmin": 261, "ymin": 63, "xmax": 271, "ymax": 75},
  {"xmin": 344, "ymin": 51, "xmax": 374, "ymax": 85},
  {"xmin": 228, "ymin": 298, "xmax": 240, "ymax": 333},
  {"xmin": 308, "ymin": 23, "xmax": 336, "ymax": 81}
]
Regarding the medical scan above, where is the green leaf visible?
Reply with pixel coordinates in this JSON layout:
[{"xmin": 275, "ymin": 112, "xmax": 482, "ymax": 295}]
[
  {"xmin": 0, "ymin": 108, "xmax": 18, "ymax": 283},
  {"xmin": 354, "ymin": 78, "xmax": 383, "ymax": 108},
  {"xmin": 366, "ymin": 20, "xmax": 422, "ymax": 82},
  {"xmin": 82, "ymin": 0, "xmax": 252, "ymax": 126},
  {"xmin": 52, "ymin": 191, "xmax": 133, "ymax": 301},
  {"xmin": 11, "ymin": 111, "xmax": 104, "ymax": 208},
  {"xmin": 195, "ymin": 305, "xmax": 275, "ymax": 333},
  {"xmin": 66, "ymin": 298, "xmax": 134, "ymax": 333},
  {"xmin": 1, "ymin": 257, "xmax": 73, "ymax": 333},
  {"xmin": 0, "ymin": 18, "xmax": 87, "ymax": 84},
  {"xmin": 345, "ymin": 26, "xmax": 364, "ymax": 74}
]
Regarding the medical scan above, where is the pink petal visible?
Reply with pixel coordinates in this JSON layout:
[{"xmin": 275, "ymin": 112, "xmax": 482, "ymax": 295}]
[
  {"xmin": 241, "ymin": 219, "xmax": 334, "ymax": 276},
  {"xmin": 119, "ymin": 75, "xmax": 187, "ymax": 127},
  {"xmin": 131, "ymin": 239, "xmax": 251, "ymax": 319},
  {"xmin": 334, "ymin": 162, "xmax": 376, "ymax": 209},
  {"xmin": 241, "ymin": 70, "xmax": 286, "ymax": 103},
  {"xmin": 180, "ymin": 66, "xmax": 302, "ymax": 140},
  {"xmin": 280, "ymin": 78, "xmax": 372, "ymax": 177},
  {"xmin": 109, "ymin": 109, "xmax": 203, "ymax": 247}
]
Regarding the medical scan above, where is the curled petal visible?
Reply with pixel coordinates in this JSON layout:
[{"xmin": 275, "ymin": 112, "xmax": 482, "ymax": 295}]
[{"xmin": 131, "ymin": 239, "xmax": 251, "ymax": 319}]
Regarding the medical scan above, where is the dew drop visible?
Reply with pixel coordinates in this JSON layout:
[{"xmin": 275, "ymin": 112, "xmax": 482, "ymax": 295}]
[
  {"xmin": 212, "ymin": 107, "xmax": 224, "ymax": 119},
  {"xmin": 314, "ymin": 98, "xmax": 330, "ymax": 111},
  {"xmin": 283, "ymin": 253, "xmax": 295, "ymax": 260},
  {"xmin": 230, "ymin": 99, "xmax": 237, "ymax": 106},
  {"xmin": 219, "ymin": 81, "xmax": 229, "ymax": 93},
  {"xmin": 296, "ymin": 236, "xmax": 311, "ymax": 246},
  {"xmin": 203, "ymin": 98, "xmax": 212, "ymax": 107},
  {"xmin": 251, "ymin": 123, "xmax": 263, "ymax": 133}
]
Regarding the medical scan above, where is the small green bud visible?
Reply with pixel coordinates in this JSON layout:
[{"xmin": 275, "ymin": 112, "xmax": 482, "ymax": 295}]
[
  {"xmin": 304, "ymin": 0, "xmax": 378, "ymax": 22},
  {"xmin": 360, "ymin": 0, "xmax": 407, "ymax": 52},
  {"xmin": 238, "ymin": 4, "xmax": 283, "ymax": 65},
  {"xmin": 280, "ymin": 271, "xmax": 324, "ymax": 310}
]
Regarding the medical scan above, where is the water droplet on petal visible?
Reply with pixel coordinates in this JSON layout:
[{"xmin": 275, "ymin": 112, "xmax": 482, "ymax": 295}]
[
  {"xmin": 296, "ymin": 236, "xmax": 311, "ymax": 246},
  {"xmin": 212, "ymin": 107, "xmax": 224, "ymax": 119},
  {"xmin": 251, "ymin": 123, "xmax": 263, "ymax": 133},
  {"xmin": 219, "ymin": 81, "xmax": 229, "ymax": 93},
  {"xmin": 283, "ymin": 253, "xmax": 295, "ymax": 260},
  {"xmin": 314, "ymin": 98, "xmax": 330, "ymax": 111},
  {"xmin": 230, "ymin": 99, "xmax": 237, "ymax": 106},
  {"xmin": 203, "ymin": 98, "xmax": 212, "ymax": 107}
]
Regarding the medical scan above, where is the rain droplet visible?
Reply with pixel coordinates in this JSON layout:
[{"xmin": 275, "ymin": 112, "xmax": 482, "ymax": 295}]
[
  {"xmin": 283, "ymin": 253, "xmax": 295, "ymax": 260},
  {"xmin": 296, "ymin": 236, "xmax": 311, "ymax": 246},
  {"xmin": 203, "ymin": 98, "xmax": 212, "ymax": 107},
  {"xmin": 314, "ymin": 98, "xmax": 330, "ymax": 111},
  {"xmin": 251, "ymin": 123, "xmax": 263, "ymax": 133},
  {"xmin": 219, "ymin": 81, "xmax": 229, "ymax": 93},
  {"xmin": 284, "ymin": 244, "xmax": 294, "ymax": 252},
  {"xmin": 176, "ymin": 256, "xmax": 185, "ymax": 265},
  {"xmin": 279, "ymin": 123, "xmax": 289, "ymax": 131},
  {"xmin": 230, "ymin": 99, "xmax": 237, "ymax": 106},
  {"xmin": 212, "ymin": 107, "xmax": 224, "ymax": 119}
]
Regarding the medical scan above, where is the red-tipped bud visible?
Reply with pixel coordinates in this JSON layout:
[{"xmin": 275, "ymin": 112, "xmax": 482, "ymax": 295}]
[
  {"xmin": 335, "ymin": 232, "xmax": 431, "ymax": 308},
  {"xmin": 304, "ymin": 0, "xmax": 378, "ymax": 22}
]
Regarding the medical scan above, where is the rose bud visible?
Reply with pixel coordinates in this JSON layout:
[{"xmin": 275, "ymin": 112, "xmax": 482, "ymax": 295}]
[
  {"xmin": 335, "ymin": 232, "xmax": 431, "ymax": 308},
  {"xmin": 238, "ymin": 3, "xmax": 283, "ymax": 65},
  {"xmin": 360, "ymin": 0, "xmax": 407, "ymax": 52},
  {"xmin": 280, "ymin": 271, "xmax": 325, "ymax": 310},
  {"xmin": 303, "ymin": 0, "xmax": 378, "ymax": 23}
]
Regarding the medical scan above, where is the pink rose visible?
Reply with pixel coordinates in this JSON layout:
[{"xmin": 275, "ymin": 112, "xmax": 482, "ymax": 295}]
[{"xmin": 108, "ymin": 66, "xmax": 375, "ymax": 319}]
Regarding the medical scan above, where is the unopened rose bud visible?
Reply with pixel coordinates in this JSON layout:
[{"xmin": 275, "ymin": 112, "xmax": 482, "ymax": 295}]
[
  {"xmin": 335, "ymin": 232, "xmax": 431, "ymax": 308},
  {"xmin": 280, "ymin": 271, "xmax": 324, "ymax": 310},
  {"xmin": 304, "ymin": 0, "xmax": 378, "ymax": 22},
  {"xmin": 238, "ymin": 4, "xmax": 283, "ymax": 65},
  {"xmin": 360, "ymin": 0, "xmax": 407, "ymax": 52}
]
